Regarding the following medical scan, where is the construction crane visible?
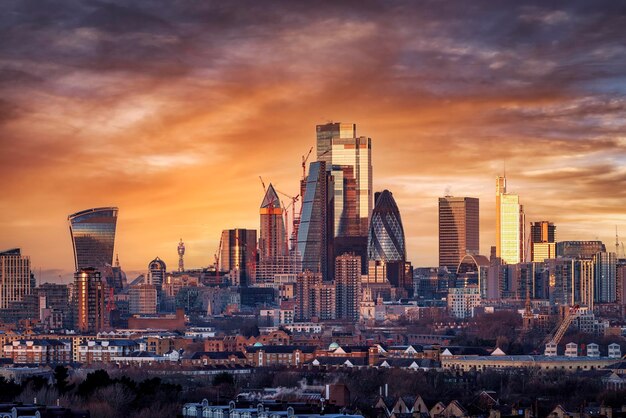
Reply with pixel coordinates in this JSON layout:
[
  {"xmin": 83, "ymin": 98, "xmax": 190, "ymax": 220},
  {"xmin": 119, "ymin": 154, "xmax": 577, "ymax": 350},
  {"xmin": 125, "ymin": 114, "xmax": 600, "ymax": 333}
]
[
  {"xmin": 259, "ymin": 176, "xmax": 267, "ymax": 193},
  {"xmin": 301, "ymin": 147, "xmax": 313, "ymax": 180},
  {"xmin": 542, "ymin": 305, "xmax": 581, "ymax": 353},
  {"xmin": 276, "ymin": 188, "xmax": 300, "ymax": 251},
  {"xmin": 214, "ymin": 234, "xmax": 224, "ymax": 285}
]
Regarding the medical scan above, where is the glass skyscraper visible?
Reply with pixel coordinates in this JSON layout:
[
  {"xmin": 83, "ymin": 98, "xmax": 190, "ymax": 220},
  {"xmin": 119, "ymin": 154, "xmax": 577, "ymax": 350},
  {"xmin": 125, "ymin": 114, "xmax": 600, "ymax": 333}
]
[
  {"xmin": 68, "ymin": 207, "xmax": 118, "ymax": 272},
  {"xmin": 316, "ymin": 122, "xmax": 372, "ymax": 237},
  {"xmin": 259, "ymin": 183, "xmax": 287, "ymax": 260},
  {"xmin": 530, "ymin": 221, "xmax": 556, "ymax": 262},
  {"xmin": 438, "ymin": 196, "xmax": 479, "ymax": 272},
  {"xmin": 367, "ymin": 190, "xmax": 407, "ymax": 289},
  {"xmin": 495, "ymin": 177, "xmax": 525, "ymax": 264},
  {"xmin": 297, "ymin": 161, "xmax": 334, "ymax": 281},
  {"xmin": 219, "ymin": 228, "xmax": 257, "ymax": 287}
]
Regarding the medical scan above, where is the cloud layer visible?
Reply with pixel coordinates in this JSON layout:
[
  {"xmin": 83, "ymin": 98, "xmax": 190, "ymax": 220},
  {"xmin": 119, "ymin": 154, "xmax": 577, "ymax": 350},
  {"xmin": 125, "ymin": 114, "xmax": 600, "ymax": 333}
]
[{"xmin": 1, "ymin": 0, "xmax": 625, "ymax": 281}]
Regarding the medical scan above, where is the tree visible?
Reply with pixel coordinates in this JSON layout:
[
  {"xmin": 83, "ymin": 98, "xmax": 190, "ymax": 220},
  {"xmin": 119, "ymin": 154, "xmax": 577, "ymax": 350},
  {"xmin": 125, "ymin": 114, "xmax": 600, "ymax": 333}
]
[{"xmin": 54, "ymin": 366, "xmax": 73, "ymax": 394}]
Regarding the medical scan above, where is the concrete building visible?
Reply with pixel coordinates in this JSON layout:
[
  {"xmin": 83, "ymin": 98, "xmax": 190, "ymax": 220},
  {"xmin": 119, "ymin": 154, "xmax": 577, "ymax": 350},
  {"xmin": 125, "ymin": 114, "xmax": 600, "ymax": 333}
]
[
  {"xmin": 447, "ymin": 286, "xmax": 480, "ymax": 319},
  {"xmin": 3, "ymin": 339, "xmax": 71, "ymax": 364},
  {"xmin": 295, "ymin": 271, "xmax": 335, "ymax": 321},
  {"xmin": 0, "ymin": 249, "xmax": 33, "ymax": 310},
  {"xmin": 335, "ymin": 253, "xmax": 361, "ymax": 322}
]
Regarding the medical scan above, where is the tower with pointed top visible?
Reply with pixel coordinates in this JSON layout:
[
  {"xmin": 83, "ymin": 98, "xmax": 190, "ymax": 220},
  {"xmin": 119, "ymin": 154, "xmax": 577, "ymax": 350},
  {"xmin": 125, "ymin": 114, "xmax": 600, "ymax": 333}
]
[
  {"xmin": 259, "ymin": 183, "xmax": 287, "ymax": 261},
  {"xmin": 177, "ymin": 239, "xmax": 185, "ymax": 272}
]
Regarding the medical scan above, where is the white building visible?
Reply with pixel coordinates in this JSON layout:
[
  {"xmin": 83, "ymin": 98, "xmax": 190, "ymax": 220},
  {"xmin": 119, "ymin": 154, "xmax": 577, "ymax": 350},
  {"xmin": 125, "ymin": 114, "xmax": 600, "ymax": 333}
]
[{"xmin": 447, "ymin": 286, "xmax": 480, "ymax": 319}]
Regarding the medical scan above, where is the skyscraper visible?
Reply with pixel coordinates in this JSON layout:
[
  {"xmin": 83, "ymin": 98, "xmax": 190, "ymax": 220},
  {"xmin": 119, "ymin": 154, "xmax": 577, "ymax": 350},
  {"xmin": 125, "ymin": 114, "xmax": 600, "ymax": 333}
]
[
  {"xmin": 438, "ymin": 196, "xmax": 479, "ymax": 272},
  {"xmin": 367, "ymin": 190, "xmax": 408, "ymax": 289},
  {"xmin": 335, "ymin": 253, "xmax": 361, "ymax": 322},
  {"xmin": 495, "ymin": 177, "xmax": 525, "ymax": 264},
  {"xmin": 73, "ymin": 268, "xmax": 105, "ymax": 333},
  {"xmin": 316, "ymin": 122, "xmax": 372, "ymax": 237},
  {"xmin": 259, "ymin": 184, "xmax": 287, "ymax": 260},
  {"xmin": 297, "ymin": 161, "xmax": 334, "ymax": 281},
  {"xmin": 556, "ymin": 241, "xmax": 606, "ymax": 259},
  {"xmin": 594, "ymin": 252, "xmax": 616, "ymax": 303},
  {"xmin": 0, "ymin": 249, "xmax": 33, "ymax": 310},
  {"xmin": 68, "ymin": 207, "xmax": 118, "ymax": 272},
  {"xmin": 148, "ymin": 257, "xmax": 166, "ymax": 290},
  {"xmin": 219, "ymin": 229, "xmax": 257, "ymax": 287},
  {"xmin": 530, "ymin": 221, "xmax": 556, "ymax": 262},
  {"xmin": 295, "ymin": 271, "xmax": 335, "ymax": 322}
]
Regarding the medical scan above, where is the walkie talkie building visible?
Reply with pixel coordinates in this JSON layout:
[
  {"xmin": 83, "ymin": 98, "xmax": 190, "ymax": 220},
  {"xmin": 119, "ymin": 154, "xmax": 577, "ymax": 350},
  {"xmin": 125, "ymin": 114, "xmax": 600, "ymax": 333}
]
[{"xmin": 68, "ymin": 207, "xmax": 118, "ymax": 272}]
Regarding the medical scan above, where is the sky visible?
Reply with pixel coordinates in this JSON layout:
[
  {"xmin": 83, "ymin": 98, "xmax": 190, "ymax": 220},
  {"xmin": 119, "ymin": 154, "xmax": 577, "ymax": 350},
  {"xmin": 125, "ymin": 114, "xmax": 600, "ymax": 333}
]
[{"xmin": 1, "ymin": 0, "xmax": 625, "ymax": 283}]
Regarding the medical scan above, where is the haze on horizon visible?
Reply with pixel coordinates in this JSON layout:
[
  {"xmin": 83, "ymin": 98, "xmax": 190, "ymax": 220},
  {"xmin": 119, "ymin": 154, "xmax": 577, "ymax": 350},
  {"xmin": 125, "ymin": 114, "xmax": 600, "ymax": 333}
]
[{"xmin": 1, "ymin": 0, "xmax": 625, "ymax": 283}]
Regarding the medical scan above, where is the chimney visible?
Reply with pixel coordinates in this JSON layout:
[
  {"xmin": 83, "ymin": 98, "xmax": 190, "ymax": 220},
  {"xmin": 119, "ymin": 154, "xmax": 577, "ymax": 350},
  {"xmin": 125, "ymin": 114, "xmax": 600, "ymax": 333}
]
[
  {"xmin": 385, "ymin": 383, "xmax": 388, "ymax": 397},
  {"xmin": 326, "ymin": 384, "xmax": 330, "ymax": 400}
]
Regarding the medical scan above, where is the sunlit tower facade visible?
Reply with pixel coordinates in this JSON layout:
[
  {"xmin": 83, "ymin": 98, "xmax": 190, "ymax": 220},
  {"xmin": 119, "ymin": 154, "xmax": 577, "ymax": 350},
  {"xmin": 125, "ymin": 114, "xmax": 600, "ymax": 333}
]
[
  {"xmin": 0, "ymin": 248, "xmax": 33, "ymax": 310},
  {"xmin": 335, "ymin": 253, "xmax": 361, "ymax": 322},
  {"xmin": 530, "ymin": 221, "xmax": 556, "ymax": 262},
  {"xmin": 316, "ymin": 122, "xmax": 372, "ymax": 237},
  {"xmin": 68, "ymin": 207, "xmax": 118, "ymax": 272},
  {"xmin": 177, "ymin": 239, "xmax": 185, "ymax": 272},
  {"xmin": 259, "ymin": 184, "xmax": 287, "ymax": 260},
  {"xmin": 219, "ymin": 229, "xmax": 257, "ymax": 287},
  {"xmin": 495, "ymin": 176, "xmax": 525, "ymax": 264},
  {"xmin": 73, "ymin": 268, "xmax": 105, "ymax": 333},
  {"xmin": 438, "ymin": 196, "xmax": 479, "ymax": 272}
]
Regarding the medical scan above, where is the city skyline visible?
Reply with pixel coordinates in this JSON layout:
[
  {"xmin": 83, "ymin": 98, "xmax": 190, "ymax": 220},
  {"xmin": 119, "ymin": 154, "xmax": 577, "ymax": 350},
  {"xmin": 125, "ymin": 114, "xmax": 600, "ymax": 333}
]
[{"xmin": 1, "ymin": 1, "xmax": 625, "ymax": 282}]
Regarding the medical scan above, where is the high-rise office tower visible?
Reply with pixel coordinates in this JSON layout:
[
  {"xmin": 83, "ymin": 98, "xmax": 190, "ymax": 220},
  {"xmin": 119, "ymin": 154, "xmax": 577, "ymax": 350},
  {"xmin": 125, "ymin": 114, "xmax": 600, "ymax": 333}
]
[
  {"xmin": 148, "ymin": 257, "xmax": 166, "ymax": 290},
  {"xmin": 316, "ymin": 122, "xmax": 372, "ymax": 237},
  {"xmin": 438, "ymin": 197, "xmax": 479, "ymax": 272},
  {"xmin": 219, "ymin": 229, "xmax": 258, "ymax": 287},
  {"xmin": 495, "ymin": 177, "xmax": 525, "ymax": 264},
  {"xmin": 68, "ymin": 207, "xmax": 118, "ymax": 272},
  {"xmin": 297, "ymin": 161, "xmax": 334, "ymax": 281},
  {"xmin": 594, "ymin": 252, "xmax": 616, "ymax": 303},
  {"xmin": 73, "ymin": 268, "xmax": 105, "ymax": 333},
  {"xmin": 367, "ymin": 190, "xmax": 408, "ymax": 290},
  {"xmin": 335, "ymin": 253, "xmax": 361, "ymax": 322},
  {"xmin": 530, "ymin": 221, "xmax": 556, "ymax": 262},
  {"xmin": 0, "ymin": 249, "xmax": 33, "ymax": 310},
  {"xmin": 259, "ymin": 184, "xmax": 287, "ymax": 260}
]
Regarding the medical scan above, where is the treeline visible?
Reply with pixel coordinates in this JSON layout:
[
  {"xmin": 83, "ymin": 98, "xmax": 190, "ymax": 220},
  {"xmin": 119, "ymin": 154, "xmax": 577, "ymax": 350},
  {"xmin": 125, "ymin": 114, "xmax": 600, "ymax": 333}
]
[{"xmin": 0, "ymin": 367, "xmax": 183, "ymax": 418}]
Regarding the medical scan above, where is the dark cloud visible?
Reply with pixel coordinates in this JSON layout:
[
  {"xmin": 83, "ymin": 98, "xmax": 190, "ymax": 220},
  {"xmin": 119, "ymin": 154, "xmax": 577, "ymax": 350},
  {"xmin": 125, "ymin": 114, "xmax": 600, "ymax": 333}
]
[{"xmin": 0, "ymin": 0, "xmax": 625, "ymax": 270}]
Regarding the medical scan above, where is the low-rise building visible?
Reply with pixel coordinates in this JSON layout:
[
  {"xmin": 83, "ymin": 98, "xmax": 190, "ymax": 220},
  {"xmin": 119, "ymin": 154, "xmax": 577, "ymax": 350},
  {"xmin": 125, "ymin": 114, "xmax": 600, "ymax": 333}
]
[{"xmin": 3, "ymin": 339, "xmax": 70, "ymax": 364}]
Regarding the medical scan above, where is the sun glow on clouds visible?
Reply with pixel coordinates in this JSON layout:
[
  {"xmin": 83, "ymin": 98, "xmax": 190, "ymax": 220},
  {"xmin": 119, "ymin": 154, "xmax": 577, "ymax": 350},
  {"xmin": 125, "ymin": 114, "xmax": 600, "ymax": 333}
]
[{"xmin": 0, "ymin": 0, "xmax": 625, "ymax": 280}]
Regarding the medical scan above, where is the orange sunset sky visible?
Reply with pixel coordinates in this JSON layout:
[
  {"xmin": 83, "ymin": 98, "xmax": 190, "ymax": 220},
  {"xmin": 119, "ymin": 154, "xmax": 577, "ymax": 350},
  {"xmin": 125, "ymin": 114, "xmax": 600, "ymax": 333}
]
[{"xmin": 1, "ymin": 1, "xmax": 625, "ymax": 283}]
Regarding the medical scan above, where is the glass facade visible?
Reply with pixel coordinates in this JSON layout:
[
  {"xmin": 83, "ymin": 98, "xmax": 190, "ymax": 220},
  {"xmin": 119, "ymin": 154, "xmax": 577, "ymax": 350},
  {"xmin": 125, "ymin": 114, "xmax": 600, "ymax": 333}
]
[
  {"xmin": 219, "ymin": 229, "xmax": 257, "ymax": 287},
  {"xmin": 368, "ymin": 190, "xmax": 406, "ymax": 262},
  {"xmin": 495, "ymin": 177, "xmax": 525, "ymax": 264},
  {"xmin": 68, "ymin": 207, "xmax": 118, "ymax": 272},
  {"xmin": 438, "ymin": 196, "xmax": 479, "ymax": 271},
  {"xmin": 316, "ymin": 123, "xmax": 372, "ymax": 237},
  {"xmin": 297, "ymin": 161, "xmax": 334, "ymax": 280}
]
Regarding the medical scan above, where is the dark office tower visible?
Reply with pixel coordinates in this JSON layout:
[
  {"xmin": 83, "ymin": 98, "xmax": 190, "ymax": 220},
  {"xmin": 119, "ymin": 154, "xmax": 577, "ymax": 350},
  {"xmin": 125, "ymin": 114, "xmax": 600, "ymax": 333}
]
[
  {"xmin": 0, "ymin": 249, "xmax": 33, "ymax": 310},
  {"xmin": 68, "ymin": 207, "xmax": 118, "ymax": 272},
  {"xmin": 259, "ymin": 183, "xmax": 287, "ymax": 260},
  {"xmin": 594, "ymin": 252, "xmax": 617, "ymax": 303},
  {"xmin": 219, "ymin": 229, "xmax": 258, "ymax": 287},
  {"xmin": 297, "ymin": 161, "xmax": 334, "ymax": 281},
  {"xmin": 316, "ymin": 122, "xmax": 372, "ymax": 236},
  {"xmin": 438, "ymin": 197, "xmax": 479, "ymax": 272},
  {"xmin": 73, "ymin": 268, "xmax": 105, "ymax": 333},
  {"xmin": 367, "ymin": 190, "xmax": 408, "ymax": 289},
  {"xmin": 530, "ymin": 221, "xmax": 556, "ymax": 262},
  {"xmin": 148, "ymin": 257, "xmax": 166, "ymax": 290},
  {"xmin": 335, "ymin": 253, "xmax": 361, "ymax": 322},
  {"xmin": 557, "ymin": 241, "xmax": 606, "ymax": 259}
]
